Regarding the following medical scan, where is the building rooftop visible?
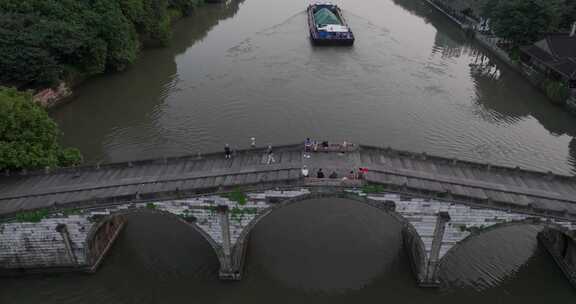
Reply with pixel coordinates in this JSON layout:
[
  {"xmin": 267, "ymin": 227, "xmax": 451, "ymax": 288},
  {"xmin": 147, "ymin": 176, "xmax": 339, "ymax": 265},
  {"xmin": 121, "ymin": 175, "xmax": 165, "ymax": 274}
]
[{"xmin": 521, "ymin": 33, "xmax": 576, "ymax": 79}]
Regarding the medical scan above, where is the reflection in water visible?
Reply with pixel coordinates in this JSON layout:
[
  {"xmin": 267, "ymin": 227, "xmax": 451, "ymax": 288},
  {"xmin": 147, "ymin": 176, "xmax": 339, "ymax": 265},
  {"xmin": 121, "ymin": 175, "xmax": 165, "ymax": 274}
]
[
  {"xmin": 52, "ymin": 0, "xmax": 244, "ymax": 161},
  {"xmin": 439, "ymin": 224, "xmax": 575, "ymax": 300},
  {"xmin": 53, "ymin": 0, "xmax": 576, "ymax": 175},
  {"xmin": 1, "ymin": 199, "xmax": 574, "ymax": 303},
  {"xmin": 246, "ymin": 198, "xmax": 404, "ymax": 292},
  {"xmin": 393, "ymin": 0, "xmax": 576, "ymax": 173},
  {"xmin": 440, "ymin": 225, "xmax": 541, "ymax": 291}
]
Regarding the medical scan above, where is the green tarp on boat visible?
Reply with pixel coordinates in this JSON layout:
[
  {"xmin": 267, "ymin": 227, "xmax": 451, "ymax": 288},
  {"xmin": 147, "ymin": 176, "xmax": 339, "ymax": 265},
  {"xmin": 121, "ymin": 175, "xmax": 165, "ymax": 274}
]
[{"xmin": 314, "ymin": 8, "xmax": 342, "ymax": 25}]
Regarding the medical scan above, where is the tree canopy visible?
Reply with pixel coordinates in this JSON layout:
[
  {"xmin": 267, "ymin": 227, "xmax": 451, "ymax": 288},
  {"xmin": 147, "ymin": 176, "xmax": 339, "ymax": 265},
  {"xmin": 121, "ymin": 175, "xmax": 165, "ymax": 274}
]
[
  {"xmin": 483, "ymin": 0, "xmax": 564, "ymax": 46},
  {"xmin": 0, "ymin": 87, "xmax": 82, "ymax": 170},
  {"xmin": 0, "ymin": 0, "xmax": 203, "ymax": 89},
  {"xmin": 559, "ymin": 0, "xmax": 576, "ymax": 30}
]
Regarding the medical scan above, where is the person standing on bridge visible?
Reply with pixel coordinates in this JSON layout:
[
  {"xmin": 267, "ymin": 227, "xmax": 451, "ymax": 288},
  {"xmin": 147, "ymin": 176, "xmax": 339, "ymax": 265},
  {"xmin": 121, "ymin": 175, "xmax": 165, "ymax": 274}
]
[
  {"xmin": 304, "ymin": 138, "xmax": 312, "ymax": 158},
  {"xmin": 225, "ymin": 144, "xmax": 232, "ymax": 159},
  {"xmin": 317, "ymin": 168, "xmax": 325, "ymax": 178},
  {"xmin": 266, "ymin": 145, "xmax": 275, "ymax": 164},
  {"xmin": 301, "ymin": 165, "xmax": 309, "ymax": 177}
]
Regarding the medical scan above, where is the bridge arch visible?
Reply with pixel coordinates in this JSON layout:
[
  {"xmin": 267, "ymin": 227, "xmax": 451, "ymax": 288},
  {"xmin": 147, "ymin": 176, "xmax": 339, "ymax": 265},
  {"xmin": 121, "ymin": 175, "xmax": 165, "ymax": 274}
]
[
  {"xmin": 84, "ymin": 207, "xmax": 226, "ymax": 273},
  {"xmin": 437, "ymin": 219, "xmax": 575, "ymax": 284},
  {"xmin": 230, "ymin": 192, "xmax": 428, "ymax": 282}
]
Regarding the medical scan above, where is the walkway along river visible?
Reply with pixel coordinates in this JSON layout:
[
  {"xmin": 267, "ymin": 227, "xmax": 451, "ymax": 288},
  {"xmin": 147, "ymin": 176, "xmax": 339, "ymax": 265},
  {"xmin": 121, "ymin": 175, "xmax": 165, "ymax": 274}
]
[{"xmin": 2, "ymin": 0, "xmax": 576, "ymax": 302}]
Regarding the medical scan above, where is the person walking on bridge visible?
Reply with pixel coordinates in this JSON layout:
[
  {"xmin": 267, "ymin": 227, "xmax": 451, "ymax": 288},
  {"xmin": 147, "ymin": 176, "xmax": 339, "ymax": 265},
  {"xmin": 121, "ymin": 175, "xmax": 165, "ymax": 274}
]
[
  {"xmin": 224, "ymin": 144, "xmax": 232, "ymax": 159},
  {"xmin": 266, "ymin": 145, "xmax": 275, "ymax": 164}
]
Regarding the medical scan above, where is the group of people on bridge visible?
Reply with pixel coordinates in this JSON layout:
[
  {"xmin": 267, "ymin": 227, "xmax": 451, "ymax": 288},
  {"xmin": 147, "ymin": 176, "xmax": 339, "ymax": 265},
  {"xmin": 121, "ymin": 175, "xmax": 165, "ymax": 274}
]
[
  {"xmin": 223, "ymin": 137, "xmax": 355, "ymax": 163},
  {"xmin": 224, "ymin": 138, "xmax": 276, "ymax": 164},
  {"xmin": 304, "ymin": 137, "xmax": 354, "ymax": 158},
  {"xmin": 301, "ymin": 166, "xmax": 368, "ymax": 180},
  {"xmin": 223, "ymin": 138, "xmax": 365, "ymax": 175}
]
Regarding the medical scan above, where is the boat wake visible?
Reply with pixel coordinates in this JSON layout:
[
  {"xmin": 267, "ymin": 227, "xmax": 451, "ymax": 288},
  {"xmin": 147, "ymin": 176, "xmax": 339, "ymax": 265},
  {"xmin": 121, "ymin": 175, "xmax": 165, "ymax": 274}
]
[{"xmin": 255, "ymin": 10, "xmax": 307, "ymax": 36}]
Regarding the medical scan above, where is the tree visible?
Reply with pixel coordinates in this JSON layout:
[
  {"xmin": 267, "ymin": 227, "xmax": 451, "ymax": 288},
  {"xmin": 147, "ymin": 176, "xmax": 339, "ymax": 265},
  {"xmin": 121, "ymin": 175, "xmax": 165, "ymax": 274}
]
[
  {"xmin": 559, "ymin": 0, "xmax": 576, "ymax": 30},
  {"xmin": 0, "ymin": 0, "xmax": 203, "ymax": 89},
  {"xmin": 0, "ymin": 87, "xmax": 82, "ymax": 170},
  {"xmin": 483, "ymin": 0, "xmax": 564, "ymax": 46}
]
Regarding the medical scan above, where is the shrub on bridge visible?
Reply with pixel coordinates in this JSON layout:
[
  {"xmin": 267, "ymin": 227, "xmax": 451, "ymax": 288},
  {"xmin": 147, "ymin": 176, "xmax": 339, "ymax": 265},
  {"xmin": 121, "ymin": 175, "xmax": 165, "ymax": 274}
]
[
  {"xmin": 0, "ymin": 87, "xmax": 82, "ymax": 170},
  {"xmin": 230, "ymin": 206, "xmax": 258, "ymax": 222},
  {"xmin": 225, "ymin": 188, "xmax": 247, "ymax": 205},
  {"xmin": 14, "ymin": 209, "xmax": 50, "ymax": 223},
  {"xmin": 362, "ymin": 184, "xmax": 386, "ymax": 194}
]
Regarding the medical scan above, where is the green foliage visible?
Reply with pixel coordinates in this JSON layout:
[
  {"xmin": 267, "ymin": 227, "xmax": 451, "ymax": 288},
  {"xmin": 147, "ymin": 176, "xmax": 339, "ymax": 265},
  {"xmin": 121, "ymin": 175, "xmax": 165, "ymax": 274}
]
[
  {"xmin": 62, "ymin": 208, "xmax": 82, "ymax": 216},
  {"xmin": 509, "ymin": 47, "xmax": 521, "ymax": 62},
  {"xmin": 0, "ymin": 87, "xmax": 82, "ymax": 170},
  {"xmin": 146, "ymin": 202, "xmax": 157, "ymax": 209},
  {"xmin": 0, "ymin": 0, "xmax": 202, "ymax": 89},
  {"xmin": 544, "ymin": 79, "xmax": 570, "ymax": 103},
  {"xmin": 558, "ymin": 0, "xmax": 576, "ymax": 31},
  {"xmin": 230, "ymin": 206, "xmax": 258, "ymax": 222},
  {"xmin": 225, "ymin": 188, "xmax": 247, "ymax": 205},
  {"xmin": 483, "ymin": 0, "xmax": 564, "ymax": 46},
  {"xmin": 15, "ymin": 209, "xmax": 50, "ymax": 223},
  {"xmin": 362, "ymin": 184, "xmax": 386, "ymax": 193}
]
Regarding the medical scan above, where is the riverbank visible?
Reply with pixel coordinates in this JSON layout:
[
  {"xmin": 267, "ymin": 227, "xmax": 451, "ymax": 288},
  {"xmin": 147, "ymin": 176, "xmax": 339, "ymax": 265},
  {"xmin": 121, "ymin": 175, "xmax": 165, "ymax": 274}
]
[
  {"xmin": 421, "ymin": 0, "xmax": 576, "ymax": 113},
  {"xmin": 42, "ymin": 2, "xmax": 207, "ymax": 108}
]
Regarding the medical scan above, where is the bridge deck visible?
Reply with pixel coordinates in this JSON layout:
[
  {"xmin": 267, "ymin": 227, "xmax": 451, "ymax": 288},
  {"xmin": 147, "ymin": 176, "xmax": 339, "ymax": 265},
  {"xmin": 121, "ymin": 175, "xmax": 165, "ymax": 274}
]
[{"xmin": 1, "ymin": 144, "xmax": 576, "ymax": 219}]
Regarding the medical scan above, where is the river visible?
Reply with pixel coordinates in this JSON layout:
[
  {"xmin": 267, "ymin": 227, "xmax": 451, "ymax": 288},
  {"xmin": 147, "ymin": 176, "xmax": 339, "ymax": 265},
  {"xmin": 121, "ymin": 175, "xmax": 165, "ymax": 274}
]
[
  {"xmin": 51, "ymin": 0, "xmax": 576, "ymax": 175},
  {"xmin": 3, "ymin": 0, "xmax": 576, "ymax": 301}
]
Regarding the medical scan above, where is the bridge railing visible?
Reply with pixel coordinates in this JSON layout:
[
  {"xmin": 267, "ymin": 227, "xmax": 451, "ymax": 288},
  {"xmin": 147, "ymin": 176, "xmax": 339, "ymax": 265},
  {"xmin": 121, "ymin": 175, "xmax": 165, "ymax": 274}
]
[
  {"xmin": 0, "ymin": 144, "xmax": 303, "ymax": 178},
  {"xmin": 2, "ymin": 143, "xmax": 574, "ymax": 190},
  {"xmin": 360, "ymin": 145, "xmax": 575, "ymax": 183}
]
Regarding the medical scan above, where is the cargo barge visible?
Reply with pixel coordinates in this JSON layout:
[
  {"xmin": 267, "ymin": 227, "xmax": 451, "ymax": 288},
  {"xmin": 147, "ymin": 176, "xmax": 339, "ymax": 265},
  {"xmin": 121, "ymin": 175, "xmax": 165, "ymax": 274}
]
[{"xmin": 307, "ymin": 3, "xmax": 355, "ymax": 45}]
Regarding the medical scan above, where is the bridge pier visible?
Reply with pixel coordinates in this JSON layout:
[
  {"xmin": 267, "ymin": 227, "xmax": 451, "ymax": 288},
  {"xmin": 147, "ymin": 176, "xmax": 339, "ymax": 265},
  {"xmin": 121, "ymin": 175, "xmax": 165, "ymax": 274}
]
[
  {"xmin": 420, "ymin": 211, "xmax": 451, "ymax": 288},
  {"xmin": 56, "ymin": 224, "xmax": 78, "ymax": 265},
  {"xmin": 216, "ymin": 204, "xmax": 240, "ymax": 280}
]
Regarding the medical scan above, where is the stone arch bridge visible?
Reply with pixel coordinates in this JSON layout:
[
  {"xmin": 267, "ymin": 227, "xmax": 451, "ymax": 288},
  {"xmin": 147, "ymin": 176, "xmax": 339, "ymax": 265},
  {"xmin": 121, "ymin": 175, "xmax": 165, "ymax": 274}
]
[{"xmin": 0, "ymin": 144, "xmax": 576, "ymax": 288}]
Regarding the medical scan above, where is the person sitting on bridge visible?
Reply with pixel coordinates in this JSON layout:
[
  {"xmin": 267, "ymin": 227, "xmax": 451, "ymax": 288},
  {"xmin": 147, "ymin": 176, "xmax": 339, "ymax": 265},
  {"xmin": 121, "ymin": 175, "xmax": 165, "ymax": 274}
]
[
  {"xmin": 358, "ymin": 167, "xmax": 369, "ymax": 179},
  {"xmin": 348, "ymin": 170, "xmax": 356, "ymax": 179},
  {"xmin": 329, "ymin": 171, "xmax": 338, "ymax": 179},
  {"xmin": 317, "ymin": 168, "xmax": 325, "ymax": 178},
  {"xmin": 322, "ymin": 141, "xmax": 329, "ymax": 149}
]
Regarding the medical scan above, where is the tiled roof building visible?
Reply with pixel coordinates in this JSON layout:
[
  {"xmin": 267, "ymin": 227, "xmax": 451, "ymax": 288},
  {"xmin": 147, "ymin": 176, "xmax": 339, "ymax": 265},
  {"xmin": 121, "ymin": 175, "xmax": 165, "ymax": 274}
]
[{"xmin": 520, "ymin": 33, "xmax": 576, "ymax": 87}]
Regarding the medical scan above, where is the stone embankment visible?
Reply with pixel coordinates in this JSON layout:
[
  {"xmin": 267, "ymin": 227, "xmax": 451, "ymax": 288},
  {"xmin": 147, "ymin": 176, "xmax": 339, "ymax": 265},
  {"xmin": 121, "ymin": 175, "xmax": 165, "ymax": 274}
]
[{"xmin": 32, "ymin": 83, "xmax": 73, "ymax": 108}]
